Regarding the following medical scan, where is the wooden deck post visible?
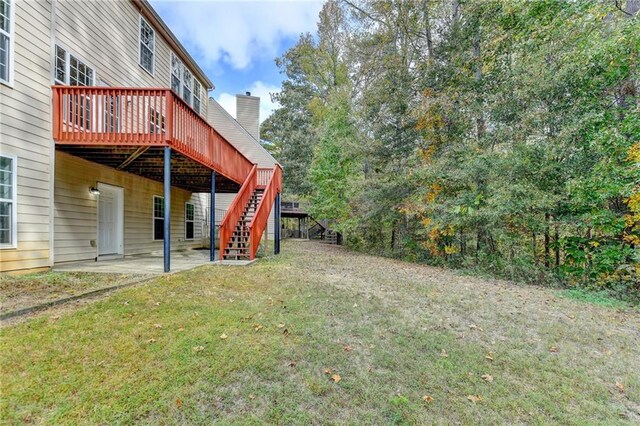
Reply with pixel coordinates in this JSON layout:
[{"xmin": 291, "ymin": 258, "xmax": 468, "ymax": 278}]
[
  {"xmin": 164, "ymin": 146, "xmax": 171, "ymax": 273},
  {"xmin": 210, "ymin": 171, "xmax": 216, "ymax": 261}
]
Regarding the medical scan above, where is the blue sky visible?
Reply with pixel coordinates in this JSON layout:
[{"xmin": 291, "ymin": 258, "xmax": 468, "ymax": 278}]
[{"xmin": 150, "ymin": 0, "xmax": 324, "ymax": 122}]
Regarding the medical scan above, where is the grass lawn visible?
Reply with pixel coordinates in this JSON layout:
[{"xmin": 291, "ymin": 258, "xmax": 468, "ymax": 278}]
[
  {"xmin": 1, "ymin": 240, "xmax": 639, "ymax": 424},
  {"xmin": 0, "ymin": 272, "xmax": 146, "ymax": 314}
]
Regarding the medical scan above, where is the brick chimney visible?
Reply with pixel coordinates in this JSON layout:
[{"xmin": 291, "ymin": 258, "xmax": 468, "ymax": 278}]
[{"xmin": 236, "ymin": 92, "xmax": 260, "ymax": 140}]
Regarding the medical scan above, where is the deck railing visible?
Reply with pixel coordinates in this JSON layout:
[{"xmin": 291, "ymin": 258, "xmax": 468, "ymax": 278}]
[
  {"xmin": 52, "ymin": 86, "xmax": 254, "ymax": 184},
  {"xmin": 218, "ymin": 165, "xmax": 258, "ymax": 258},
  {"xmin": 249, "ymin": 165, "xmax": 283, "ymax": 259}
]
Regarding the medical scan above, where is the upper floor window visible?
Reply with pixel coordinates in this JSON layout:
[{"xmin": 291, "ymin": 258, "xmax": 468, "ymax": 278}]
[
  {"xmin": 193, "ymin": 81, "xmax": 202, "ymax": 114},
  {"xmin": 139, "ymin": 16, "xmax": 155, "ymax": 75},
  {"xmin": 0, "ymin": 154, "xmax": 17, "ymax": 248},
  {"xmin": 170, "ymin": 52, "xmax": 203, "ymax": 114},
  {"xmin": 0, "ymin": 0, "xmax": 14, "ymax": 85},
  {"xmin": 55, "ymin": 45, "xmax": 94, "ymax": 86}
]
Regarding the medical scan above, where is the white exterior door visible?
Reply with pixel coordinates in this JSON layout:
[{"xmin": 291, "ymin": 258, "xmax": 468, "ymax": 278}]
[{"xmin": 97, "ymin": 183, "xmax": 123, "ymax": 256}]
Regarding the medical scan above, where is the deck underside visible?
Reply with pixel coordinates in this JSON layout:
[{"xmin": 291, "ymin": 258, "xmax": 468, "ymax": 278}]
[{"xmin": 56, "ymin": 145, "xmax": 241, "ymax": 193}]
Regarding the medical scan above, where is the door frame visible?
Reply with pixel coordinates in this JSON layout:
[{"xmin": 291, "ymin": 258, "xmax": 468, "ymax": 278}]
[{"xmin": 97, "ymin": 182, "xmax": 124, "ymax": 259}]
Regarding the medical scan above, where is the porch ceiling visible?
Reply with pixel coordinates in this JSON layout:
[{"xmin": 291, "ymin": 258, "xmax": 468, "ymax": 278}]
[{"xmin": 56, "ymin": 146, "xmax": 241, "ymax": 193}]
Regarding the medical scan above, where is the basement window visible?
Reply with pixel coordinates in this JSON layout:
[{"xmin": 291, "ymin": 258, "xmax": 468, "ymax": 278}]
[
  {"xmin": 0, "ymin": 154, "xmax": 17, "ymax": 248},
  {"xmin": 139, "ymin": 16, "xmax": 155, "ymax": 75},
  {"xmin": 153, "ymin": 195, "xmax": 164, "ymax": 241},
  {"xmin": 185, "ymin": 202, "xmax": 194, "ymax": 240}
]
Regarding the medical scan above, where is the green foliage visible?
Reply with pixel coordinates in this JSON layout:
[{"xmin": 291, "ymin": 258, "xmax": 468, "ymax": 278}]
[{"xmin": 268, "ymin": 0, "xmax": 640, "ymax": 302}]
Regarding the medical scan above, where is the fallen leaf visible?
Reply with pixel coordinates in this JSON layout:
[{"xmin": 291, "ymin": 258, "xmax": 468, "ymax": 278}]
[
  {"xmin": 343, "ymin": 345, "xmax": 353, "ymax": 352},
  {"xmin": 254, "ymin": 324, "xmax": 264, "ymax": 332},
  {"xmin": 549, "ymin": 346, "xmax": 558, "ymax": 353},
  {"xmin": 155, "ymin": 302, "xmax": 161, "ymax": 306},
  {"xmin": 481, "ymin": 374, "xmax": 494, "ymax": 382},
  {"xmin": 175, "ymin": 398, "xmax": 182, "ymax": 408},
  {"xmin": 616, "ymin": 382, "xmax": 625, "ymax": 393},
  {"xmin": 467, "ymin": 395, "xmax": 483, "ymax": 403},
  {"xmin": 177, "ymin": 327, "xmax": 185, "ymax": 332},
  {"xmin": 331, "ymin": 374, "xmax": 341, "ymax": 383},
  {"xmin": 277, "ymin": 323, "xmax": 285, "ymax": 328},
  {"xmin": 147, "ymin": 338, "xmax": 156, "ymax": 343},
  {"xmin": 124, "ymin": 301, "xmax": 129, "ymax": 306},
  {"xmin": 283, "ymin": 328, "xmax": 290, "ymax": 336},
  {"xmin": 485, "ymin": 352, "xmax": 494, "ymax": 361},
  {"xmin": 50, "ymin": 315, "xmax": 61, "ymax": 320},
  {"xmin": 153, "ymin": 323, "xmax": 162, "ymax": 329},
  {"xmin": 440, "ymin": 349, "xmax": 449, "ymax": 358},
  {"xmin": 249, "ymin": 394, "xmax": 255, "ymax": 400},
  {"xmin": 288, "ymin": 361, "xmax": 296, "ymax": 367},
  {"xmin": 192, "ymin": 346, "xmax": 204, "ymax": 353},
  {"xmin": 469, "ymin": 324, "xmax": 483, "ymax": 331},
  {"xmin": 353, "ymin": 303, "xmax": 358, "ymax": 308},
  {"xmin": 367, "ymin": 366, "xmax": 373, "ymax": 372},
  {"xmin": 220, "ymin": 333, "xmax": 228, "ymax": 340},
  {"xmin": 422, "ymin": 395, "xmax": 434, "ymax": 403},
  {"xmin": 324, "ymin": 368, "xmax": 332, "ymax": 374}
]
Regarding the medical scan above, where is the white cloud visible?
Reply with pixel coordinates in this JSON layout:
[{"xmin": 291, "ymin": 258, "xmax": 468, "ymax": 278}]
[
  {"xmin": 216, "ymin": 81, "xmax": 281, "ymax": 123},
  {"xmin": 152, "ymin": 0, "xmax": 323, "ymax": 70}
]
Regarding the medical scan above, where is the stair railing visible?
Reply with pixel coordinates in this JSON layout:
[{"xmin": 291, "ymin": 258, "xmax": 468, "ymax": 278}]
[
  {"xmin": 219, "ymin": 164, "xmax": 258, "ymax": 260},
  {"xmin": 248, "ymin": 165, "xmax": 283, "ymax": 259}
]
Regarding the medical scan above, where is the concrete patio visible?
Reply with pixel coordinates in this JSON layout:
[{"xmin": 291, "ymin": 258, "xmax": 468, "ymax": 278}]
[{"xmin": 54, "ymin": 250, "xmax": 255, "ymax": 275}]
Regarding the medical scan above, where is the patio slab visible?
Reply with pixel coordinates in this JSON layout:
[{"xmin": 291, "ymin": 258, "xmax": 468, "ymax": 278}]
[{"xmin": 53, "ymin": 250, "xmax": 253, "ymax": 275}]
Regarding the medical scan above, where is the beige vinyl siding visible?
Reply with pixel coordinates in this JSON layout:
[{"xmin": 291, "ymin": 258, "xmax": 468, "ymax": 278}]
[
  {"xmin": 207, "ymin": 99, "xmax": 277, "ymax": 167},
  {"xmin": 54, "ymin": 0, "xmax": 206, "ymax": 117},
  {"xmin": 54, "ymin": 152, "xmax": 207, "ymax": 263},
  {"xmin": 0, "ymin": 0, "xmax": 52, "ymax": 273}
]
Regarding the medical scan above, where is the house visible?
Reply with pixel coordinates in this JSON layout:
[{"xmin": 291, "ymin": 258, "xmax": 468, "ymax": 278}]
[{"xmin": 0, "ymin": 0, "xmax": 282, "ymax": 274}]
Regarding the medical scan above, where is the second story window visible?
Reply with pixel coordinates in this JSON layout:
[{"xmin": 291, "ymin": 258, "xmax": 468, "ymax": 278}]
[
  {"xmin": 170, "ymin": 52, "xmax": 203, "ymax": 114},
  {"xmin": 139, "ymin": 16, "xmax": 155, "ymax": 75},
  {"xmin": 55, "ymin": 45, "xmax": 94, "ymax": 86},
  {"xmin": 0, "ymin": 0, "xmax": 13, "ymax": 84},
  {"xmin": 193, "ymin": 81, "xmax": 201, "ymax": 114},
  {"xmin": 182, "ymin": 68, "xmax": 193, "ymax": 106}
]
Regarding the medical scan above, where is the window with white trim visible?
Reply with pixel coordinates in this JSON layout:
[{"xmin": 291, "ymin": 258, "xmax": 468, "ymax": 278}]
[
  {"xmin": 149, "ymin": 107, "xmax": 165, "ymax": 134},
  {"xmin": 193, "ymin": 80, "xmax": 201, "ymax": 114},
  {"xmin": 55, "ymin": 45, "xmax": 94, "ymax": 86},
  {"xmin": 139, "ymin": 16, "xmax": 155, "ymax": 75},
  {"xmin": 185, "ymin": 202, "xmax": 195, "ymax": 240},
  {"xmin": 0, "ymin": 0, "xmax": 14, "ymax": 84},
  {"xmin": 171, "ymin": 53, "xmax": 182, "ymax": 96},
  {"xmin": 182, "ymin": 68, "xmax": 193, "ymax": 106},
  {"xmin": 170, "ymin": 52, "xmax": 203, "ymax": 113},
  {"xmin": 153, "ymin": 196, "xmax": 164, "ymax": 241},
  {"xmin": 0, "ymin": 154, "xmax": 17, "ymax": 248},
  {"xmin": 55, "ymin": 45, "xmax": 95, "ymax": 129}
]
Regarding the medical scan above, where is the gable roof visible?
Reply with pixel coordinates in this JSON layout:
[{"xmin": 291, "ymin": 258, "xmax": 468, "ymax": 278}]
[{"xmin": 207, "ymin": 98, "xmax": 279, "ymax": 168}]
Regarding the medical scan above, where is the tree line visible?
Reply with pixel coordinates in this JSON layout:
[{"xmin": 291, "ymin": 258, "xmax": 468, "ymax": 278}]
[{"xmin": 262, "ymin": 0, "xmax": 639, "ymax": 302}]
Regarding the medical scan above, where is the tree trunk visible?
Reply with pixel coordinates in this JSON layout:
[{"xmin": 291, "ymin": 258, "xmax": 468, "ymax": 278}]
[
  {"xmin": 532, "ymin": 232, "xmax": 537, "ymax": 264},
  {"xmin": 544, "ymin": 213, "xmax": 550, "ymax": 268},
  {"xmin": 555, "ymin": 225, "xmax": 560, "ymax": 267}
]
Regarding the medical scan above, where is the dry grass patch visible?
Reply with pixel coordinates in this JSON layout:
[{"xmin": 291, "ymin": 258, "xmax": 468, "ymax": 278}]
[{"xmin": 1, "ymin": 240, "xmax": 639, "ymax": 424}]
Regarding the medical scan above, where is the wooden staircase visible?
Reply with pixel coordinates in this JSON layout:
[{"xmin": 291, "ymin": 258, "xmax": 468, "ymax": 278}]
[{"xmin": 223, "ymin": 188, "xmax": 264, "ymax": 260}]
